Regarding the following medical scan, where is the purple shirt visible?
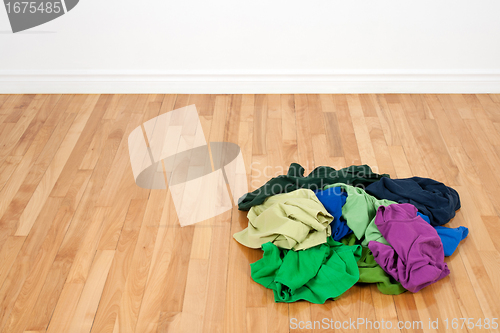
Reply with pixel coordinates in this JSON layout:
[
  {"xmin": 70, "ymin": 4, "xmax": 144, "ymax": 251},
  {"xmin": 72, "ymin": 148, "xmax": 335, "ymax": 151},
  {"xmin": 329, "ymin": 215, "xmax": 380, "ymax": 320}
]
[{"xmin": 368, "ymin": 203, "xmax": 450, "ymax": 293}]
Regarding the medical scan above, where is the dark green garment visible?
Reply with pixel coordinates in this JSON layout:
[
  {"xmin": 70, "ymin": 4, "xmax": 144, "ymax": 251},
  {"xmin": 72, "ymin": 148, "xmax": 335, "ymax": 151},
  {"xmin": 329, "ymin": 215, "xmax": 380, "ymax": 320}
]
[
  {"xmin": 341, "ymin": 234, "xmax": 406, "ymax": 295},
  {"xmin": 250, "ymin": 238, "xmax": 362, "ymax": 303},
  {"xmin": 238, "ymin": 163, "xmax": 389, "ymax": 211}
]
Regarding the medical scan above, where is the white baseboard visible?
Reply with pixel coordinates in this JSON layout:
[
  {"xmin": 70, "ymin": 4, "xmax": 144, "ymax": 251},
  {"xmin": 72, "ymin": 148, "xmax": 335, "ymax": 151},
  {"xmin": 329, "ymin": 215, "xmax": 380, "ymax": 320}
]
[{"xmin": 1, "ymin": 70, "xmax": 500, "ymax": 93}]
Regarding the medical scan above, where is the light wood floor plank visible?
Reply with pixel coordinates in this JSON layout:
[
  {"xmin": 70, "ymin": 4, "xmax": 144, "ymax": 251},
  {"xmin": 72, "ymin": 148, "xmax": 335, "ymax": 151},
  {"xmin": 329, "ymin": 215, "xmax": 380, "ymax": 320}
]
[
  {"xmin": 15, "ymin": 95, "xmax": 100, "ymax": 236},
  {"xmin": 252, "ymin": 94, "xmax": 267, "ymax": 156},
  {"xmin": 294, "ymin": 94, "xmax": 314, "ymax": 169},
  {"xmin": 245, "ymin": 153, "xmax": 268, "ymax": 309},
  {"xmin": 201, "ymin": 96, "xmax": 235, "ymax": 332},
  {"xmin": 0, "ymin": 95, "xmax": 16, "ymax": 113},
  {"xmin": 371, "ymin": 285, "xmax": 401, "ymax": 333},
  {"xmin": 2, "ymin": 95, "xmax": 36, "ymax": 124},
  {"xmin": 400, "ymin": 95, "xmax": 451, "ymax": 184},
  {"xmin": 346, "ymin": 95, "xmax": 378, "ymax": 168},
  {"xmin": 0, "ymin": 197, "xmax": 64, "ymax": 332},
  {"xmin": 0, "ymin": 108, "xmax": 75, "ymax": 226},
  {"xmin": 365, "ymin": 116, "xmax": 396, "ymax": 176},
  {"xmin": 0, "ymin": 95, "xmax": 46, "ymax": 162},
  {"xmin": 1, "ymin": 170, "xmax": 92, "ymax": 333},
  {"xmin": 49, "ymin": 95, "xmax": 109, "ymax": 198},
  {"xmin": 134, "ymin": 191, "xmax": 175, "ymax": 333},
  {"xmin": 224, "ymin": 119, "xmax": 253, "ymax": 333},
  {"xmin": 334, "ymin": 94, "xmax": 362, "ymax": 165},
  {"xmin": 384, "ymin": 96, "xmax": 429, "ymax": 177},
  {"xmin": 67, "ymin": 250, "xmax": 115, "ymax": 333},
  {"xmin": 7, "ymin": 95, "xmax": 61, "ymax": 158},
  {"xmin": 27, "ymin": 97, "xmax": 135, "ymax": 331},
  {"xmin": 89, "ymin": 199, "xmax": 148, "ymax": 333}
]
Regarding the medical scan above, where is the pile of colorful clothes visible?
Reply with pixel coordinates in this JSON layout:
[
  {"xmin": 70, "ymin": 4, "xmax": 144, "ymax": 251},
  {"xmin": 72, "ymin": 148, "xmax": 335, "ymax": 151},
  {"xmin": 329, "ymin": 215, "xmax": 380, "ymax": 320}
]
[{"xmin": 234, "ymin": 163, "xmax": 468, "ymax": 303}]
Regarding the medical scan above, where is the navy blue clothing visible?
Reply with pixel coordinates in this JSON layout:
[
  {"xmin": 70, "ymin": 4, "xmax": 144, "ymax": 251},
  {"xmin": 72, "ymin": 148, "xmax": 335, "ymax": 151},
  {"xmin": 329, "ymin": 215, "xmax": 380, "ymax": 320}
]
[
  {"xmin": 314, "ymin": 187, "xmax": 351, "ymax": 241},
  {"xmin": 365, "ymin": 177, "xmax": 461, "ymax": 226},
  {"xmin": 417, "ymin": 212, "xmax": 469, "ymax": 257}
]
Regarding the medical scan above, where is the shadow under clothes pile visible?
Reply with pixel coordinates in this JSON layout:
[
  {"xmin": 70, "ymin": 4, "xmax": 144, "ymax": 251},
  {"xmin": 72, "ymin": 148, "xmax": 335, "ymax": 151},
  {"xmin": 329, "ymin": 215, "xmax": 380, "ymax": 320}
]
[{"xmin": 238, "ymin": 163, "xmax": 389, "ymax": 211}]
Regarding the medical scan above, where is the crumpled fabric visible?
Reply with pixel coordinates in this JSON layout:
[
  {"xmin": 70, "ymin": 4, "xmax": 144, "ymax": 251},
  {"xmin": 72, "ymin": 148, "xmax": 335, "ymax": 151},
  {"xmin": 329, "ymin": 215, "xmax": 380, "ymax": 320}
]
[
  {"xmin": 238, "ymin": 163, "xmax": 389, "ymax": 211},
  {"xmin": 251, "ymin": 238, "xmax": 362, "ymax": 303},
  {"xmin": 341, "ymin": 234, "xmax": 406, "ymax": 295},
  {"xmin": 417, "ymin": 213, "xmax": 468, "ymax": 257},
  {"xmin": 314, "ymin": 186, "xmax": 351, "ymax": 241},
  {"xmin": 233, "ymin": 189, "xmax": 333, "ymax": 251},
  {"xmin": 368, "ymin": 204, "xmax": 450, "ymax": 293},
  {"xmin": 365, "ymin": 177, "xmax": 461, "ymax": 226},
  {"xmin": 324, "ymin": 183, "xmax": 395, "ymax": 246}
]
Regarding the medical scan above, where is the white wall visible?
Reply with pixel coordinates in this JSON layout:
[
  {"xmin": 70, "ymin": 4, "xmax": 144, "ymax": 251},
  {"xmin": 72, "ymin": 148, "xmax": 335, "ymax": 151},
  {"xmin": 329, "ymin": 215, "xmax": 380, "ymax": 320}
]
[{"xmin": 1, "ymin": 0, "xmax": 500, "ymax": 93}]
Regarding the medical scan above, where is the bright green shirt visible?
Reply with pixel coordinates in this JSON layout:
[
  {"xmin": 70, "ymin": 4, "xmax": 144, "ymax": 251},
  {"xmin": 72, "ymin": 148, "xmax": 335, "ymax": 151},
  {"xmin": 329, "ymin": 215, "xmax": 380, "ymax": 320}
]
[{"xmin": 251, "ymin": 238, "xmax": 362, "ymax": 303}]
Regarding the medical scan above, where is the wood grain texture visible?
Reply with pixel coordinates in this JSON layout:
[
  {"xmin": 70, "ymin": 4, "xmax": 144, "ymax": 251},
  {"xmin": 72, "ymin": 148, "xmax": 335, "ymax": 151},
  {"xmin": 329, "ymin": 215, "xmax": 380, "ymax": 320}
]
[{"xmin": 0, "ymin": 94, "xmax": 499, "ymax": 333}]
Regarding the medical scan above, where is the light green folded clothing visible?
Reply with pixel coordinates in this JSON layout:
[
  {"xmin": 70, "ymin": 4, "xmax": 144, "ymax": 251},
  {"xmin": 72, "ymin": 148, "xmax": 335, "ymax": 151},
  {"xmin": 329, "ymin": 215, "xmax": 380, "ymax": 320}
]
[
  {"xmin": 233, "ymin": 189, "xmax": 333, "ymax": 251},
  {"xmin": 324, "ymin": 184, "xmax": 396, "ymax": 246}
]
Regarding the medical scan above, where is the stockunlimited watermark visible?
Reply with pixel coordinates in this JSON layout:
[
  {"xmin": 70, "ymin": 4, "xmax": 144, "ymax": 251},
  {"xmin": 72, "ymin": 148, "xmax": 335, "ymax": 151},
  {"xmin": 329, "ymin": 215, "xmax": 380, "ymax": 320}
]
[
  {"xmin": 128, "ymin": 105, "xmax": 248, "ymax": 227},
  {"xmin": 290, "ymin": 317, "xmax": 499, "ymax": 330},
  {"xmin": 3, "ymin": 0, "xmax": 78, "ymax": 33}
]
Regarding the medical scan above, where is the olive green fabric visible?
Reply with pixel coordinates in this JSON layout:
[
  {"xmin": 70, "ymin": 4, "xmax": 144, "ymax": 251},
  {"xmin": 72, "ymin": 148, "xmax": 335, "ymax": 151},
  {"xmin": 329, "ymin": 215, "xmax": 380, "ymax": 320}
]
[
  {"xmin": 251, "ymin": 238, "xmax": 362, "ymax": 303},
  {"xmin": 324, "ymin": 184, "xmax": 396, "ymax": 246},
  {"xmin": 233, "ymin": 189, "xmax": 333, "ymax": 251},
  {"xmin": 238, "ymin": 163, "xmax": 389, "ymax": 211},
  {"xmin": 341, "ymin": 234, "xmax": 406, "ymax": 295}
]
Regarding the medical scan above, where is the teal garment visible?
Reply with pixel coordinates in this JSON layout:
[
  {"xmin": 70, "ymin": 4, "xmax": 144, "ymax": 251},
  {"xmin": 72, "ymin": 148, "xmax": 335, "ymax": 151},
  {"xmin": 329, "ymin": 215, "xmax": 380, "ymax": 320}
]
[
  {"xmin": 324, "ymin": 184, "xmax": 396, "ymax": 246},
  {"xmin": 340, "ymin": 234, "xmax": 406, "ymax": 295},
  {"xmin": 234, "ymin": 189, "xmax": 333, "ymax": 251},
  {"xmin": 251, "ymin": 238, "xmax": 362, "ymax": 303}
]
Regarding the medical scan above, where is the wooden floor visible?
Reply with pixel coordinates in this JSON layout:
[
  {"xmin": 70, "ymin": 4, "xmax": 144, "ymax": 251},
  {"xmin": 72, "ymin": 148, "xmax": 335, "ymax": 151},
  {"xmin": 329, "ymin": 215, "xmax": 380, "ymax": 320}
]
[{"xmin": 0, "ymin": 94, "xmax": 500, "ymax": 333}]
